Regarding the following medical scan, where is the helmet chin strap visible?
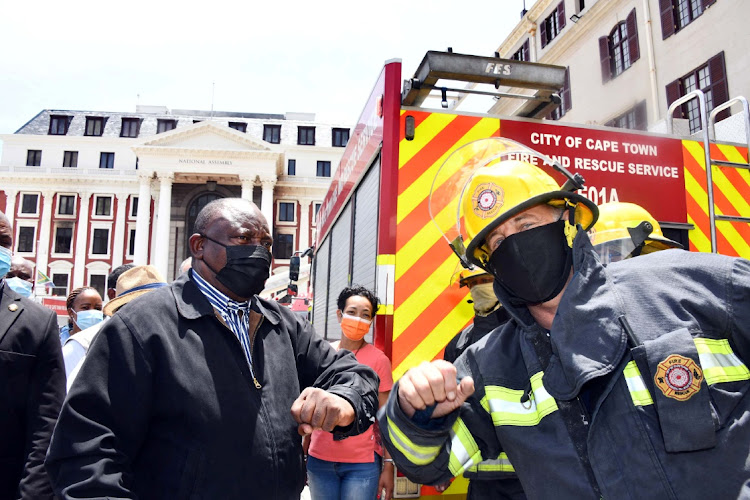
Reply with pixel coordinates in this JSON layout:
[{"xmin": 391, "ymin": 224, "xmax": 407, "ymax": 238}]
[{"xmin": 564, "ymin": 202, "xmax": 578, "ymax": 248}]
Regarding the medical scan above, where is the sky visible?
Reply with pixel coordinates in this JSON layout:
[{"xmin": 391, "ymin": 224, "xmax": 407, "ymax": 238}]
[{"xmin": 0, "ymin": 0, "xmax": 531, "ymax": 142}]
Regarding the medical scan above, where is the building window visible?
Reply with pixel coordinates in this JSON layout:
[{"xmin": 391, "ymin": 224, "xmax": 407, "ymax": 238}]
[
  {"xmin": 548, "ymin": 67, "xmax": 572, "ymax": 121},
  {"xmin": 263, "ymin": 124, "xmax": 281, "ymax": 144},
  {"xmin": 156, "ymin": 119, "xmax": 177, "ymax": 134},
  {"xmin": 606, "ymin": 101, "xmax": 647, "ymax": 131},
  {"xmin": 298, "ymin": 126, "xmax": 315, "ymax": 145},
  {"xmin": 100, "ymin": 152, "xmax": 115, "ymax": 169},
  {"xmin": 52, "ymin": 274, "xmax": 69, "ymax": 297},
  {"xmin": 511, "ymin": 39, "xmax": 530, "ymax": 61},
  {"xmin": 55, "ymin": 227, "xmax": 73, "ymax": 254},
  {"xmin": 287, "ymin": 159, "xmax": 296, "ymax": 175},
  {"xmin": 540, "ymin": 1, "xmax": 566, "ymax": 48},
  {"xmin": 661, "ymin": 0, "xmax": 714, "ymax": 39},
  {"xmin": 63, "ymin": 151, "xmax": 78, "ymax": 168},
  {"xmin": 26, "ymin": 150, "xmax": 42, "ymax": 166},
  {"xmin": 313, "ymin": 203, "xmax": 322, "ymax": 226},
  {"xmin": 121, "ymin": 118, "xmax": 140, "ymax": 138},
  {"xmin": 17, "ymin": 226, "xmax": 35, "ymax": 252},
  {"xmin": 278, "ymin": 202, "xmax": 296, "ymax": 222},
  {"xmin": 48, "ymin": 115, "xmax": 71, "ymax": 135},
  {"xmin": 92, "ymin": 228, "xmax": 109, "ymax": 255},
  {"xmin": 599, "ymin": 10, "xmax": 640, "ymax": 83},
  {"xmin": 229, "ymin": 122, "xmax": 247, "ymax": 133},
  {"xmin": 94, "ymin": 196, "xmax": 113, "ymax": 217},
  {"xmin": 130, "ymin": 197, "xmax": 139, "ymax": 218},
  {"xmin": 316, "ymin": 160, "xmax": 331, "ymax": 177},
  {"xmin": 273, "ymin": 233, "xmax": 294, "ymax": 260},
  {"xmin": 666, "ymin": 52, "xmax": 728, "ymax": 134},
  {"xmin": 85, "ymin": 116, "xmax": 106, "ymax": 136},
  {"xmin": 58, "ymin": 195, "xmax": 76, "ymax": 216},
  {"xmin": 90, "ymin": 274, "xmax": 106, "ymax": 299},
  {"xmin": 128, "ymin": 228, "xmax": 136, "ymax": 256},
  {"xmin": 20, "ymin": 194, "xmax": 39, "ymax": 214},
  {"xmin": 332, "ymin": 128, "xmax": 350, "ymax": 147}
]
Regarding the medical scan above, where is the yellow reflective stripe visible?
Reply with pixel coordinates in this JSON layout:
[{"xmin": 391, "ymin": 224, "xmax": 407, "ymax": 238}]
[
  {"xmin": 480, "ymin": 372, "xmax": 558, "ymax": 426},
  {"xmin": 694, "ymin": 338, "xmax": 750, "ymax": 384},
  {"xmin": 448, "ymin": 418, "xmax": 482, "ymax": 477},
  {"xmin": 386, "ymin": 416, "xmax": 441, "ymax": 466},
  {"xmin": 623, "ymin": 361, "xmax": 654, "ymax": 406},
  {"xmin": 465, "ymin": 452, "xmax": 515, "ymax": 473}
]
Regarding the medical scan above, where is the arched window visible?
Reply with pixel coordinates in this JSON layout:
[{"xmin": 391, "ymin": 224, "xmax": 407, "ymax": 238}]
[
  {"xmin": 186, "ymin": 192, "xmax": 222, "ymax": 240},
  {"xmin": 610, "ymin": 22, "xmax": 630, "ymax": 77},
  {"xmin": 598, "ymin": 9, "xmax": 640, "ymax": 83}
]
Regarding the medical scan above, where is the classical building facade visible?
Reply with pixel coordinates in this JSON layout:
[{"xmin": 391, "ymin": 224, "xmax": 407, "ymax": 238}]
[
  {"xmin": 490, "ymin": 0, "xmax": 749, "ymax": 139},
  {"xmin": 0, "ymin": 106, "xmax": 348, "ymax": 300}
]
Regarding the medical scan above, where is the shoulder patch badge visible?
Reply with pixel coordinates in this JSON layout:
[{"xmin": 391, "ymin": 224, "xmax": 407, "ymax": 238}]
[
  {"xmin": 472, "ymin": 183, "xmax": 504, "ymax": 219},
  {"xmin": 654, "ymin": 354, "xmax": 703, "ymax": 401}
]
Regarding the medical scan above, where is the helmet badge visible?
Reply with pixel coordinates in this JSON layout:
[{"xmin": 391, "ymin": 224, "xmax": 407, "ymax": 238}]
[{"xmin": 472, "ymin": 183, "xmax": 504, "ymax": 219}]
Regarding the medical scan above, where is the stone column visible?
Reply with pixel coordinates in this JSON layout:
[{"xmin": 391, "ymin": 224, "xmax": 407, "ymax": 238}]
[
  {"xmin": 150, "ymin": 191, "xmax": 160, "ymax": 267},
  {"xmin": 240, "ymin": 176, "xmax": 255, "ymax": 201},
  {"xmin": 72, "ymin": 192, "xmax": 91, "ymax": 288},
  {"xmin": 36, "ymin": 189, "xmax": 56, "ymax": 281},
  {"xmin": 154, "ymin": 173, "xmax": 173, "ymax": 278},
  {"xmin": 134, "ymin": 173, "xmax": 152, "ymax": 265},
  {"xmin": 111, "ymin": 192, "xmax": 128, "ymax": 269},
  {"xmin": 3, "ymin": 188, "xmax": 17, "ymax": 227},
  {"xmin": 260, "ymin": 176, "xmax": 276, "ymax": 235},
  {"xmin": 298, "ymin": 198, "xmax": 312, "ymax": 252}
]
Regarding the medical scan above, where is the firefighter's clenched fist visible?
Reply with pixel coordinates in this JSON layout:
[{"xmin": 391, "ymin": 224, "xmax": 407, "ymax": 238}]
[{"xmin": 397, "ymin": 360, "xmax": 475, "ymax": 418}]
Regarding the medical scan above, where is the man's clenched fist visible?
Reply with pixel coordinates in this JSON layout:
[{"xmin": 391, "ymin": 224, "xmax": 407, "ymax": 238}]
[
  {"xmin": 397, "ymin": 360, "xmax": 475, "ymax": 418},
  {"xmin": 290, "ymin": 387, "xmax": 355, "ymax": 436}
]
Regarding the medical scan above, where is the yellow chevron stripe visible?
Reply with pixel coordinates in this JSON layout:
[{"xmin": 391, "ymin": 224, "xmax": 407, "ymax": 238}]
[
  {"xmin": 716, "ymin": 221, "xmax": 750, "ymax": 257},
  {"xmin": 687, "ymin": 213, "xmax": 712, "ymax": 253},
  {"xmin": 713, "ymin": 144, "xmax": 750, "ymax": 218},
  {"xmin": 398, "ymin": 112, "xmax": 457, "ymax": 172},
  {"xmin": 394, "ymin": 203, "xmax": 454, "ymax": 282},
  {"xmin": 393, "ymin": 297, "xmax": 474, "ymax": 379},
  {"xmin": 397, "ymin": 118, "xmax": 501, "ymax": 225},
  {"xmin": 394, "ymin": 253, "xmax": 457, "ymax": 339}
]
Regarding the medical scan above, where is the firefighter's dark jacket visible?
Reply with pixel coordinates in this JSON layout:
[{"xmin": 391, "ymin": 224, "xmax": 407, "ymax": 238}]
[
  {"xmin": 380, "ymin": 231, "xmax": 750, "ymax": 499},
  {"xmin": 46, "ymin": 273, "xmax": 379, "ymax": 500}
]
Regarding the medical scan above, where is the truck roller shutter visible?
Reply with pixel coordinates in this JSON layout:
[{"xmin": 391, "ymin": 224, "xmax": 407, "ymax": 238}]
[
  {"xmin": 659, "ymin": 0, "xmax": 675, "ymax": 39},
  {"xmin": 626, "ymin": 8, "xmax": 640, "ymax": 64},
  {"xmin": 708, "ymin": 51, "xmax": 729, "ymax": 122},
  {"xmin": 666, "ymin": 78, "xmax": 683, "ymax": 118},
  {"xmin": 599, "ymin": 37, "xmax": 612, "ymax": 83},
  {"xmin": 562, "ymin": 67, "xmax": 572, "ymax": 113},
  {"xmin": 312, "ymin": 236, "xmax": 331, "ymax": 334},
  {"xmin": 325, "ymin": 202, "xmax": 353, "ymax": 340}
]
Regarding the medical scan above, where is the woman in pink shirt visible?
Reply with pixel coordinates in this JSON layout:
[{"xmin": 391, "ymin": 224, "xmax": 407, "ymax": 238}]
[{"xmin": 305, "ymin": 286, "xmax": 394, "ymax": 500}]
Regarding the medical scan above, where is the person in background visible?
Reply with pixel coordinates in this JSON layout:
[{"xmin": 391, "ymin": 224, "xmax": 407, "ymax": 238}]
[
  {"xmin": 305, "ymin": 285, "xmax": 394, "ymax": 500},
  {"xmin": 106, "ymin": 264, "xmax": 135, "ymax": 301},
  {"xmin": 588, "ymin": 201, "xmax": 682, "ymax": 265},
  {"xmin": 437, "ymin": 268, "xmax": 520, "ymax": 499},
  {"xmin": 46, "ymin": 198, "xmax": 379, "ymax": 499},
  {"xmin": 0, "ymin": 210, "xmax": 65, "ymax": 500},
  {"xmin": 179, "ymin": 256, "xmax": 192, "ymax": 275},
  {"xmin": 4, "ymin": 256, "xmax": 35, "ymax": 298},
  {"xmin": 61, "ymin": 287, "xmax": 103, "ymax": 377},
  {"xmin": 63, "ymin": 265, "xmax": 166, "ymax": 391}
]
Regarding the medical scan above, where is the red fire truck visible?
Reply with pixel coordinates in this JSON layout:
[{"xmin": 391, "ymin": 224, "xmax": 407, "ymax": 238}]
[{"xmin": 310, "ymin": 51, "xmax": 749, "ymax": 498}]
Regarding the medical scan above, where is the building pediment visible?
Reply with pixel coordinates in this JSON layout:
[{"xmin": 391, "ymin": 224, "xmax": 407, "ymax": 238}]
[{"xmin": 133, "ymin": 121, "xmax": 275, "ymax": 156}]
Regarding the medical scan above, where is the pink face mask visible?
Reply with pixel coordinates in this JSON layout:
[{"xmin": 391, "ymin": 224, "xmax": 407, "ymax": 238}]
[{"xmin": 340, "ymin": 313, "xmax": 372, "ymax": 341}]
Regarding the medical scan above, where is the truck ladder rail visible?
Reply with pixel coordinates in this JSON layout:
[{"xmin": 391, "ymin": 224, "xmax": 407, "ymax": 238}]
[{"xmin": 668, "ymin": 91, "xmax": 750, "ymax": 252}]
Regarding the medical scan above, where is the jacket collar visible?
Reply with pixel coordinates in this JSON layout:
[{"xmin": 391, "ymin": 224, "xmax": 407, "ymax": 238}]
[
  {"xmin": 492, "ymin": 230, "xmax": 629, "ymax": 400},
  {"xmin": 172, "ymin": 272, "xmax": 280, "ymax": 326}
]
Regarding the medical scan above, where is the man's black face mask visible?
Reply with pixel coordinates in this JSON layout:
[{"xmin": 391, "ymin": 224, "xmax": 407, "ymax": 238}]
[
  {"xmin": 487, "ymin": 219, "xmax": 573, "ymax": 306},
  {"xmin": 201, "ymin": 234, "xmax": 272, "ymax": 299}
]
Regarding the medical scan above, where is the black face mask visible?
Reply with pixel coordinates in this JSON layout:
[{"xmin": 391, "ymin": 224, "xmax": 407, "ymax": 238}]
[
  {"xmin": 201, "ymin": 235, "xmax": 272, "ymax": 298},
  {"xmin": 486, "ymin": 220, "xmax": 573, "ymax": 306}
]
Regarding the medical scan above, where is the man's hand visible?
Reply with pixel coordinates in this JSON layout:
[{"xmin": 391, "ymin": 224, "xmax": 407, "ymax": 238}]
[
  {"xmin": 397, "ymin": 360, "xmax": 474, "ymax": 418},
  {"xmin": 291, "ymin": 387, "xmax": 355, "ymax": 436}
]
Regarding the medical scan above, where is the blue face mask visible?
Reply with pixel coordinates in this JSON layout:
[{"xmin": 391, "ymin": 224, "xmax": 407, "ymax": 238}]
[
  {"xmin": 6, "ymin": 277, "xmax": 33, "ymax": 298},
  {"xmin": 0, "ymin": 246, "xmax": 11, "ymax": 278},
  {"xmin": 72, "ymin": 309, "xmax": 104, "ymax": 331}
]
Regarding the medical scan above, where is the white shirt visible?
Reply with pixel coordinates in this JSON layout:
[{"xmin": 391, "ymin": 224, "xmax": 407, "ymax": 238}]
[{"xmin": 62, "ymin": 321, "xmax": 105, "ymax": 392}]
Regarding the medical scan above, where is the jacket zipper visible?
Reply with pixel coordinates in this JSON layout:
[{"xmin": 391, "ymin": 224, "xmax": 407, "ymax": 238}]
[{"xmin": 249, "ymin": 315, "xmax": 263, "ymax": 389}]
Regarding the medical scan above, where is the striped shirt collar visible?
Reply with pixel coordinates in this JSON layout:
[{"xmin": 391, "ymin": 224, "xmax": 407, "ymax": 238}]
[{"xmin": 190, "ymin": 269, "xmax": 249, "ymax": 314}]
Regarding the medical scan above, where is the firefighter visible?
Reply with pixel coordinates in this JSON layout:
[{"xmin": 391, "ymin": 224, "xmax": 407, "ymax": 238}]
[
  {"xmin": 378, "ymin": 138, "xmax": 750, "ymax": 499},
  {"xmin": 589, "ymin": 201, "xmax": 682, "ymax": 265}
]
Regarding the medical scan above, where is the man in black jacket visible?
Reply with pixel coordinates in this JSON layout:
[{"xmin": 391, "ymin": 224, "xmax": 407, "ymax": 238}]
[
  {"xmin": 46, "ymin": 198, "xmax": 379, "ymax": 499},
  {"xmin": 0, "ymin": 210, "xmax": 65, "ymax": 500}
]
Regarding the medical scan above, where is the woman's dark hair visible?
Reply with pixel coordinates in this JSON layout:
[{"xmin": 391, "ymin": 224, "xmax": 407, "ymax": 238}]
[
  {"xmin": 337, "ymin": 285, "xmax": 379, "ymax": 315},
  {"xmin": 66, "ymin": 286, "xmax": 98, "ymax": 310}
]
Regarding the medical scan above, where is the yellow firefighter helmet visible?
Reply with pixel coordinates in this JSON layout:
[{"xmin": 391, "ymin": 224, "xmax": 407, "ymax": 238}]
[
  {"xmin": 589, "ymin": 202, "xmax": 682, "ymax": 264},
  {"xmin": 461, "ymin": 159, "xmax": 598, "ymax": 267}
]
